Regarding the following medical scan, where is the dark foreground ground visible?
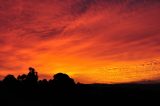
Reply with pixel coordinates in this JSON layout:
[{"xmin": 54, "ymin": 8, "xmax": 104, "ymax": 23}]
[{"xmin": 1, "ymin": 83, "xmax": 160, "ymax": 106}]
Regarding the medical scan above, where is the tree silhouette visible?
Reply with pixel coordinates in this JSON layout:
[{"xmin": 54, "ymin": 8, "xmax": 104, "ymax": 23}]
[
  {"xmin": 17, "ymin": 74, "xmax": 27, "ymax": 82},
  {"xmin": 25, "ymin": 67, "xmax": 38, "ymax": 86},
  {"xmin": 3, "ymin": 74, "xmax": 17, "ymax": 86},
  {"xmin": 52, "ymin": 73, "xmax": 75, "ymax": 90}
]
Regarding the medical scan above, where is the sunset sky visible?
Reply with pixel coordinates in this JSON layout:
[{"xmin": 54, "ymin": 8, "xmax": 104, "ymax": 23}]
[{"xmin": 0, "ymin": 0, "xmax": 160, "ymax": 83}]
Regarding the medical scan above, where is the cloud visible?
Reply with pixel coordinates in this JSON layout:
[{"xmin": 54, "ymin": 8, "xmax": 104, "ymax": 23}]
[{"xmin": 0, "ymin": 0, "xmax": 160, "ymax": 83}]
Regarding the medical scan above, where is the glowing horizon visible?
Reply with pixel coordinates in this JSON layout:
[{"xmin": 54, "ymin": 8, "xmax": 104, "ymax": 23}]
[{"xmin": 0, "ymin": 0, "xmax": 160, "ymax": 84}]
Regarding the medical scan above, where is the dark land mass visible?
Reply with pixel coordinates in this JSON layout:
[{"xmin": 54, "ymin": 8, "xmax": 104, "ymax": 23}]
[{"xmin": 0, "ymin": 67, "xmax": 160, "ymax": 106}]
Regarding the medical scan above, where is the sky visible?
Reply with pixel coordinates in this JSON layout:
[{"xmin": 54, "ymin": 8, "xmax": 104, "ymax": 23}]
[{"xmin": 0, "ymin": 0, "xmax": 160, "ymax": 84}]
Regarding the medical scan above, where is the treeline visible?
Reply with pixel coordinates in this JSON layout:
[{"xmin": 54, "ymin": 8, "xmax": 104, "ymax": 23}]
[
  {"xmin": 0, "ymin": 67, "xmax": 160, "ymax": 106},
  {"xmin": 0, "ymin": 67, "xmax": 76, "ymax": 90},
  {"xmin": 0, "ymin": 67, "xmax": 79, "ymax": 106}
]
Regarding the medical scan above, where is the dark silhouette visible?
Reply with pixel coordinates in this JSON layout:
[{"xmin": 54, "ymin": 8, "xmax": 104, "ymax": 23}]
[
  {"xmin": 52, "ymin": 73, "xmax": 75, "ymax": 90},
  {"xmin": 25, "ymin": 67, "xmax": 38, "ymax": 86},
  {"xmin": 27, "ymin": 67, "xmax": 38, "ymax": 82},
  {"xmin": 0, "ymin": 67, "xmax": 160, "ymax": 106},
  {"xmin": 17, "ymin": 74, "xmax": 27, "ymax": 82},
  {"xmin": 3, "ymin": 74, "xmax": 18, "ymax": 86}
]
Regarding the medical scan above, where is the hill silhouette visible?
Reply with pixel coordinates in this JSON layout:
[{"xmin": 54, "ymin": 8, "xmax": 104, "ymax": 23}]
[{"xmin": 0, "ymin": 67, "xmax": 160, "ymax": 106}]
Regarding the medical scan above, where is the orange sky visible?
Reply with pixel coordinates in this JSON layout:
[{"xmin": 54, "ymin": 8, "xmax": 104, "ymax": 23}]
[{"xmin": 0, "ymin": 0, "xmax": 160, "ymax": 83}]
